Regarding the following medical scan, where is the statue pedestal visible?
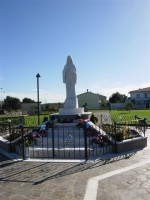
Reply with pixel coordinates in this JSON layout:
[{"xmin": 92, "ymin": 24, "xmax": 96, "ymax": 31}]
[
  {"xmin": 50, "ymin": 108, "xmax": 92, "ymax": 121},
  {"xmin": 59, "ymin": 107, "xmax": 84, "ymax": 115}
]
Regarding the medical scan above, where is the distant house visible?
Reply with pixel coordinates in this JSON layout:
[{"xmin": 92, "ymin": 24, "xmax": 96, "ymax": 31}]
[
  {"xmin": 21, "ymin": 102, "xmax": 41, "ymax": 114},
  {"xmin": 129, "ymin": 87, "xmax": 150, "ymax": 109},
  {"xmin": 77, "ymin": 90, "xmax": 107, "ymax": 110}
]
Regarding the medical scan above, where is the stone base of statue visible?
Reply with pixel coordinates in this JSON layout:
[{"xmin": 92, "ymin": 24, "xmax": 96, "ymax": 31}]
[
  {"xmin": 50, "ymin": 108, "xmax": 91, "ymax": 121},
  {"xmin": 59, "ymin": 107, "xmax": 84, "ymax": 115}
]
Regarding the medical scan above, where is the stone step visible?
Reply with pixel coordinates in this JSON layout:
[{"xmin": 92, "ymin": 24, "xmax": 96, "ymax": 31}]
[
  {"xmin": 27, "ymin": 145, "xmax": 113, "ymax": 159},
  {"xmin": 29, "ymin": 147, "xmax": 88, "ymax": 159}
]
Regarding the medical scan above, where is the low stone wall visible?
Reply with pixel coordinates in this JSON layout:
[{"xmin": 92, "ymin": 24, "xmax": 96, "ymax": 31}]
[{"xmin": 115, "ymin": 136, "xmax": 147, "ymax": 153}]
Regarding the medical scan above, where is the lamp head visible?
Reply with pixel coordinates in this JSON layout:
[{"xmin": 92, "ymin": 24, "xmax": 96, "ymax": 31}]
[{"xmin": 36, "ymin": 73, "xmax": 41, "ymax": 78}]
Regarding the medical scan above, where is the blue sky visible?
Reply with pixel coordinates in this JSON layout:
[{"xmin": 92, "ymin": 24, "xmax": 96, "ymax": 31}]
[{"xmin": 0, "ymin": 0, "xmax": 149, "ymax": 103}]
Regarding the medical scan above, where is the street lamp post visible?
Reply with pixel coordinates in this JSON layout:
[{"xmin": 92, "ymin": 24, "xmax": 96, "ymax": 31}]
[{"xmin": 36, "ymin": 73, "xmax": 41, "ymax": 125}]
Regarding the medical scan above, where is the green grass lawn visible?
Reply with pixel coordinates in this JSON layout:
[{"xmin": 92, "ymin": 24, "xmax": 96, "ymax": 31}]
[
  {"xmin": 109, "ymin": 110, "xmax": 150, "ymax": 124},
  {"xmin": 0, "ymin": 109, "xmax": 150, "ymax": 127},
  {"xmin": 0, "ymin": 115, "xmax": 49, "ymax": 127},
  {"xmin": 91, "ymin": 109, "xmax": 150, "ymax": 124}
]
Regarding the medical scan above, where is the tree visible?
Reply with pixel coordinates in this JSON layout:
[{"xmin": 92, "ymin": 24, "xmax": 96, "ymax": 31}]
[
  {"xmin": 22, "ymin": 98, "xmax": 35, "ymax": 103},
  {"xmin": 109, "ymin": 92, "xmax": 127, "ymax": 103},
  {"xmin": 3, "ymin": 96, "xmax": 21, "ymax": 111},
  {"xmin": 41, "ymin": 103, "xmax": 50, "ymax": 111},
  {"xmin": 125, "ymin": 102, "xmax": 133, "ymax": 112}
]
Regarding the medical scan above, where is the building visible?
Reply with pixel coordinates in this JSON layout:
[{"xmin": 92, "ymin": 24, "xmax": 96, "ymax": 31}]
[
  {"xmin": 77, "ymin": 90, "xmax": 107, "ymax": 110},
  {"xmin": 129, "ymin": 87, "xmax": 150, "ymax": 109}
]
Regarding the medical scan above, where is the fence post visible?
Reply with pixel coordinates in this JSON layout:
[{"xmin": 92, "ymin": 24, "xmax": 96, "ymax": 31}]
[
  {"xmin": 84, "ymin": 124, "xmax": 88, "ymax": 161},
  {"xmin": 114, "ymin": 122, "xmax": 117, "ymax": 153},
  {"xmin": 8, "ymin": 120, "xmax": 12, "ymax": 152},
  {"xmin": 20, "ymin": 123, "xmax": 25, "ymax": 160},
  {"xmin": 52, "ymin": 124, "xmax": 55, "ymax": 159},
  {"xmin": 101, "ymin": 114, "xmax": 102, "ymax": 125},
  {"xmin": 143, "ymin": 121, "xmax": 146, "ymax": 137}
]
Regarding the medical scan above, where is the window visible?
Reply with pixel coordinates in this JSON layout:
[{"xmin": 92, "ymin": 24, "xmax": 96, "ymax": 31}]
[{"xmin": 136, "ymin": 94, "xmax": 140, "ymax": 98}]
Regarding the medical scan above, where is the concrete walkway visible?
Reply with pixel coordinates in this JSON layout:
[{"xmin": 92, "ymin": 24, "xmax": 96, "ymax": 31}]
[{"xmin": 0, "ymin": 129, "xmax": 150, "ymax": 200}]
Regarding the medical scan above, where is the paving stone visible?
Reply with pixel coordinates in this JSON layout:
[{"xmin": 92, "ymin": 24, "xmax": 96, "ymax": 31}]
[{"xmin": 0, "ymin": 129, "xmax": 150, "ymax": 199}]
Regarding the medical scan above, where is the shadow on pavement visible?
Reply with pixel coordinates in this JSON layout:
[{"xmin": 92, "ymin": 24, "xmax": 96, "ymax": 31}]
[{"xmin": 0, "ymin": 149, "xmax": 139, "ymax": 185}]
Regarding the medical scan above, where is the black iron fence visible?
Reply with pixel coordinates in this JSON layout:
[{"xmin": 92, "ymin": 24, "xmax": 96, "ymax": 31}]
[
  {"xmin": 27, "ymin": 125, "xmax": 113, "ymax": 160},
  {"xmin": 1, "ymin": 119, "xmax": 149, "ymax": 161},
  {"xmin": 0, "ymin": 115, "xmax": 49, "ymax": 132},
  {"xmin": 3, "ymin": 124, "xmax": 113, "ymax": 160}
]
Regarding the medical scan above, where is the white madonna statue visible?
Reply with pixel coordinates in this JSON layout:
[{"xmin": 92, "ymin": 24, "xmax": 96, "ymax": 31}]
[{"xmin": 63, "ymin": 56, "xmax": 78, "ymax": 108}]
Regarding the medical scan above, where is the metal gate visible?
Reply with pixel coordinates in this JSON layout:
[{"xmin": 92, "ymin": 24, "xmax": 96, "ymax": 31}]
[{"xmin": 12, "ymin": 124, "xmax": 113, "ymax": 160}]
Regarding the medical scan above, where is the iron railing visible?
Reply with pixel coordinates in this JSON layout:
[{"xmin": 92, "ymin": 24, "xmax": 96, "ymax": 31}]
[{"xmin": 1, "ymin": 120, "xmax": 149, "ymax": 161}]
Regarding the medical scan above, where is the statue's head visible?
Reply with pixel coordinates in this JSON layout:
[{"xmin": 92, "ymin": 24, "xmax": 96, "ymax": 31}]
[{"xmin": 67, "ymin": 55, "xmax": 73, "ymax": 65}]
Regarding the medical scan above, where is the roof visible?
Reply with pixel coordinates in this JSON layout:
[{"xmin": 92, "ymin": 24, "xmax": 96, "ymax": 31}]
[
  {"xmin": 77, "ymin": 91, "xmax": 106, "ymax": 98},
  {"xmin": 129, "ymin": 87, "xmax": 150, "ymax": 93}
]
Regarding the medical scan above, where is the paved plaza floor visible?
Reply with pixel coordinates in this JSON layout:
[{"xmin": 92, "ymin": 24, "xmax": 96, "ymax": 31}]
[{"xmin": 0, "ymin": 129, "xmax": 150, "ymax": 200}]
